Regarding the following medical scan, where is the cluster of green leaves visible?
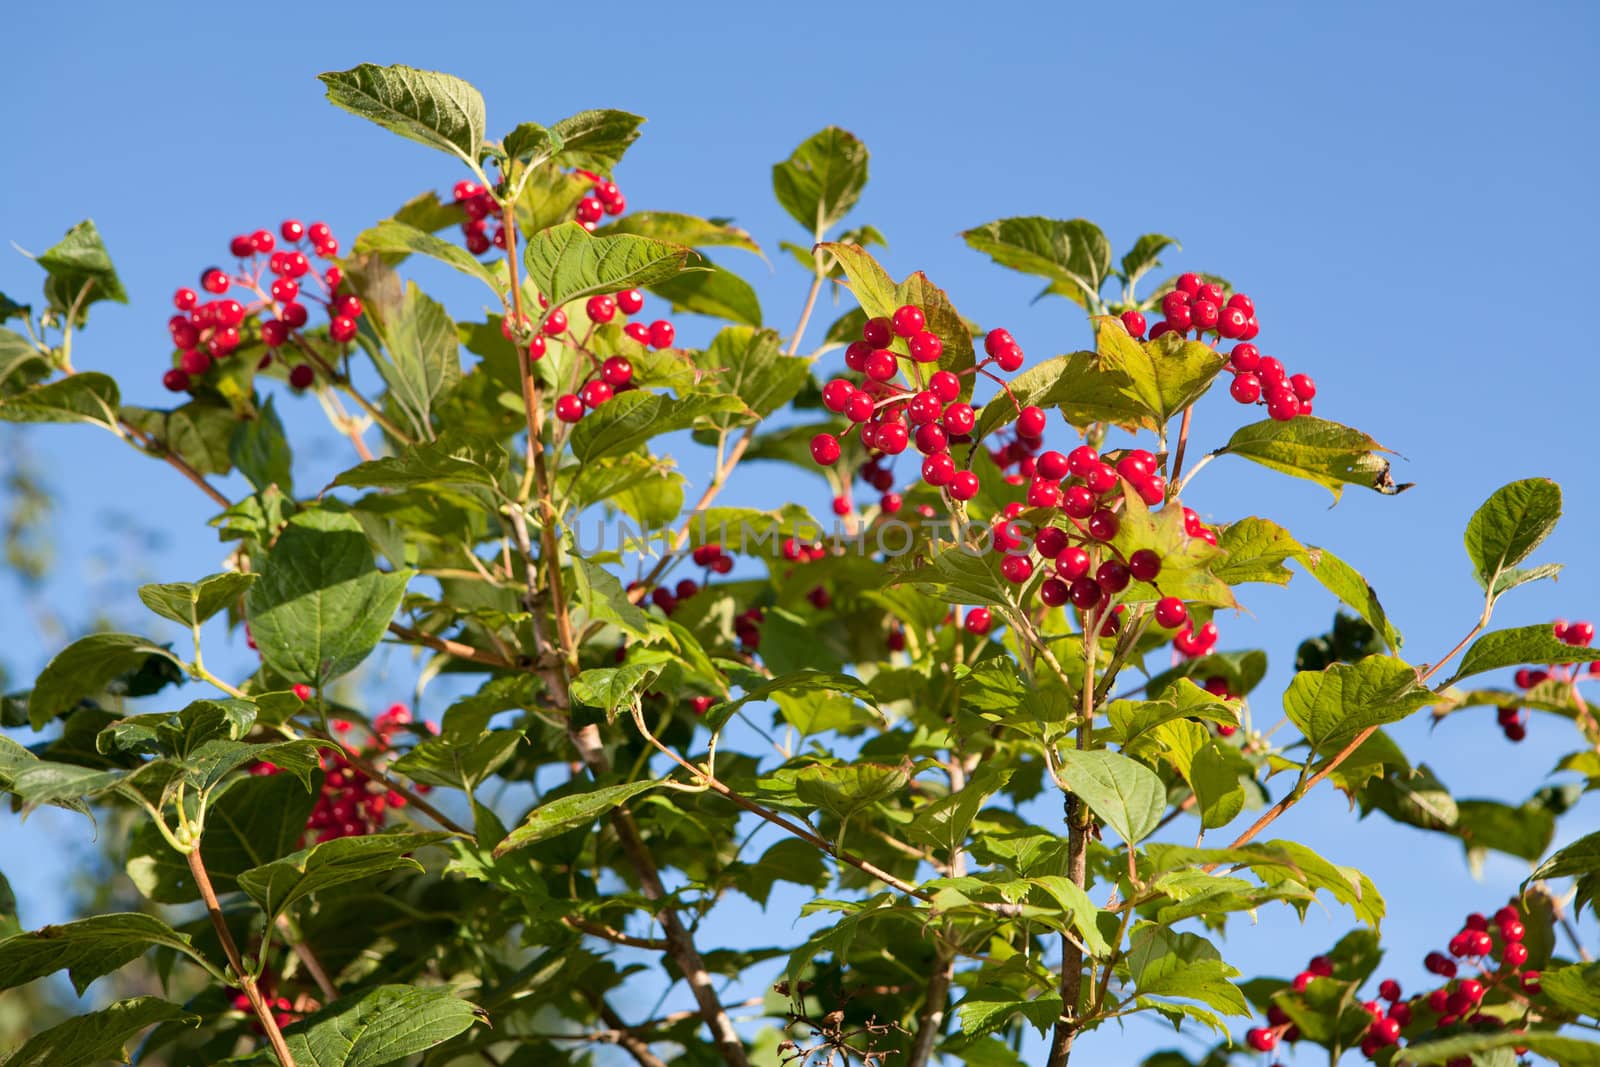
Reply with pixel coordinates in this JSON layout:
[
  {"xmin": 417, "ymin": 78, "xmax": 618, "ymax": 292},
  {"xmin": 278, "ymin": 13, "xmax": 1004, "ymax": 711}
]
[{"xmin": 0, "ymin": 62, "xmax": 1597, "ymax": 1067}]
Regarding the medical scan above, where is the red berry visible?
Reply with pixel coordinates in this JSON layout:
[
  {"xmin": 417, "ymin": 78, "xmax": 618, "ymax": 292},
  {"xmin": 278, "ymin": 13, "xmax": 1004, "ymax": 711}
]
[
  {"xmin": 1115, "ymin": 449, "xmax": 1157, "ymax": 482},
  {"xmin": 1154, "ymin": 597, "xmax": 1187, "ymax": 629},
  {"xmin": 909, "ymin": 330, "xmax": 943, "ymax": 363},
  {"xmin": 1087, "ymin": 509, "xmax": 1118, "ymax": 541},
  {"xmin": 1128, "ymin": 549, "xmax": 1161, "ymax": 582},
  {"xmin": 862, "ymin": 317, "xmax": 893, "ymax": 347},
  {"xmin": 1499, "ymin": 919, "xmax": 1525, "ymax": 943},
  {"xmin": 624, "ymin": 322, "xmax": 651, "ymax": 344},
  {"xmin": 891, "ymin": 305, "xmax": 925, "ymax": 337},
  {"xmin": 1015, "ymin": 405, "xmax": 1047, "ymax": 438},
  {"xmin": 865, "ymin": 349, "xmax": 898, "ymax": 381},
  {"xmin": 288, "ymin": 364, "xmax": 315, "ymax": 390},
  {"xmin": 1069, "ymin": 576, "xmax": 1102, "ymax": 610},
  {"xmin": 1163, "ymin": 301, "xmax": 1193, "ymax": 332},
  {"xmin": 1001, "ymin": 555, "xmax": 1033, "ymax": 583},
  {"xmin": 690, "ymin": 696, "xmax": 715, "ymax": 715},
  {"xmin": 261, "ymin": 320, "xmax": 288, "ymax": 347},
  {"xmin": 915, "ymin": 423, "xmax": 948, "ymax": 454},
  {"xmin": 617, "ymin": 289, "xmax": 645, "ymax": 314},
  {"xmin": 929, "ymin": 370, "xmax": 961, "ymax": 402},
  {"xmin": 329, "ymin": 316, "xmax": 358, "ymax": 343},
  {"xmin": 1245, "ymin": 1027, "xmax": 1277, "ymax": 1052},
  {"xmin": 810, "ymin": 433, "xmax": 842, "ymax": 466},
  {"xmin": 180, "ymin": 350, "xmax": 211, "ymax": 376},
  {"xmin": 964, "ymin": 607, "xmax": 992, "ymax": 634},
  {"xmin": 1190, "ymin": 299, "xmax": 1219, "ymax": 330},
  {"xmin": 586, "ymin": 294, "xmax": 617, "ymax": 323},
  {"xmin": 555, "ymin": 394, "xmax": 585, "ymax": 422},
  {"xmin": 1120, "ymin": 310, "xmax": 1147, "ymax": 338},
  {"xmin": 1230, "ymin": 343, "xmax": 1260, "ymax": 372},
  {"xmin": 173, "ymin": 287, "xmax": 198, "ymax": 311},
  {"xmin": 543, "ymin": 309, "xmax": 569, "ymax": 336},
  {"xmin": 1096, "ymin": 560, "xmax": 1130, "ymax": 594},
  {"xmin": 1227, "ymin": 292, "xmax": 1255, "ymax": 316},
  {"xmin": 281, "ymin": 302, "xmax": 308, "ymax": 328},
  {"xmin": 1370, "ymin": 1017, "xmax": 1401, "ymax": 1045},
  {"xmin": 948, "ymin": 470, "xmax": 980, "ymax": 500},
  {"xmin": 580, "ymin": 380, "xmax": 613, "ymax": 408},
  {"xmin": 602, "ymin": 356, "xmax": 633, "ymax": 387},
  {"xmin": 1266, "ymin": 391, "xmax": 1300, "ymax": 421},
  {"xmin": 983, "ymin": 328, "xmax": 1013, "ymax": 356},
  {"xmin": 1085, "ymin": 462, "xmax": 1118, "ymax": 495},
  {"xmin": 1175, "ymin": 274, "xmax": 1202, "ymax": 297},
  {"xmin": 1503, "ymin": 942, "xmax": 1529, "ymax": 967},
  {"xmin": 1217, "ymin": 305, "xmax": 1248, "ymax": 338},
  {"xmin": 943, "ymin": 403, "xmax": 976, "ymax": 436},
  {"xmin": 845, "ymin": 393, "xmax": 875, "ymax": 422},
  {"xmin": 280, "ymin": 219, "xmax": 306, "ymax": 242},
  {"xmin": 201, "ymin": 268, "xmax": 230, "ymax": 294},
  {"xmin": 1040, "ymin": 578, "xmax": 1069, "ymax": 607},
  {"xmin": 648, "ymin": 320, "xmax": 675, "ymax": 349},
  {"xmin": 1308, "ymin": 955, "xmax": 1334, "ymax": 978},
  {"xmin": 1379, "ymin": 979, "xmax": 1402, "ymax": 1002},
  {"xmin": 1567, "ymin": 620, "xmax": 1595, "ymax": 646},
  {"xmin": 1057, "ymin": 547, "xmax": 1092, "ymax": 581},
  {"xmin": 229, "ymin": 234, "xmax": 255, "ymax": 258},
  {"xmin": 334, "ymin": 295, "xmax": 363, "ymax": 319},
  {"xmin": 162, "ymin": 368, "xmax": 191, "ymax": 392},
  {"xmin": 1230, "ymin": 372, "xmax": 1262, "ymax": 404},
  {"xmin": 993, "ymin": 341, "xmax": 1025, "ymax": 372},
  {"xmin": 822, "ymin": 379, "xmax": 855, "ymax": 412},
  {"xmin": 1036, "ymin": 527, "xmax": 1069, "ymax": 559},
  {"xmin": 875, "ymin": 421, "xmax": 909, "ymax": 454},
  {"xmin": 1521, "ymin": 970, "xmax": 1541, "ymax": 994}
]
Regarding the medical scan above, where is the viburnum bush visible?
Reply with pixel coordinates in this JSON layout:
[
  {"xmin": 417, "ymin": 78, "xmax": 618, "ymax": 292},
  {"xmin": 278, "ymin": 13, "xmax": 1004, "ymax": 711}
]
[{"xmin": 1, "ymin": 62, "xmax": 1598, "ymax": 1067}]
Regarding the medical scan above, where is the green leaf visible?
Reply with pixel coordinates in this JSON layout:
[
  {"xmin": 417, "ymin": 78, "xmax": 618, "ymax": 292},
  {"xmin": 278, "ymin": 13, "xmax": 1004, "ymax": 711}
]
[
  {"xmin": 898, "ymin": 547, "xmax": 1011, "ymax": 607},
  {"xmin": 955, "ymin": 987, "xmax": 1062, "ymax": 1039},
  {"xmin": 237, "ymin": 831, "xmax": 451, "ymax": 922},
  {"xmin": 704, "ymin": 670, "xmax": 877, "ymax": 732},
  {"xmin": 244, "ymin": 509, "xmax": 415, "ymax": 688},
  {"xmin": 698, "ymin": 326, "xmax": 806, "ymax": 427},
  {"xmin": 126, "ymin": 771, "xmax": 319, "ymax": 904},
  {"xmin": 596, "ymin": 212, "xmax": 762, "ymax": 256},
  {"xmin": 29, "ymin": 633, "xmax": 185, "ymax": 728},
  {"xmin": 0, "ymin": 996, "xmax": 199, "ymax": 1066},
  {"xmin": 279, "ymin": 985, "xmax": 483, "ymax": 1067},
  {"xmin": 1283, "ymin": 655, "xmax": 1433, "ymax": 754},
  {"xmin": 961, "ymin": 217, "xmax": 1112, "ymax": 308},
  {"xmin": 772, "ymin": 127, "xmax": 869, "ymax": 236},
  {"xmin": 318, "ymin": 64, "xmax": 485, "ymax": 164},
  {"xmin": 1451, "ymin": 624, "xmax": 1600, "ymax": 682},
  {"xmin": 352, "ymin": 219, "xmax": 502, "ymax": 291},
  {"xmin": 230, "ymin": 396, "xmax": 293, "ymax": 494},
  {"xmin": 1120, "ymin": 234, "xmax": 1180, "ymax": 291},
  {"xmin": 972, "ymin": 349, "xmax": 1140, "ymax": 440},
  {"xmin": 550, "ymin": 108, "xmax": 644, "ymax": 173},
  {"xmin": 1527, "ymin": 830, "xmax": 1600, "ymax": 919},
  {"xmin": 524, "ymin": 222, "xmax": 697, "ymax": 311},
  {"xmin": 0, "ymin": 373, "xmax": 120, "ymax": 432},
  {"xmin": 0, "ymin": 328, "xmax": 49, "ymax": 398},
  {"xmin": 1055, "ymin": 749, "xmax": 1165, "ymax": 845},
  {"xmin": 121, "ymin": 398, "xmax": 238, "ymax": 477},
  {"xmin": 501, "ymin": 121, "xmax": 557, "ymax": 164},
  {"xmin": 36, "ymin": 220, "xmax": 127, "ymax": 325},
  {"xmin": 1110, "ymin": 484, "xmax": 1235, "ymax": 608},
  {"xmin": 569, "ymin": 557, "xmax": 655, "ymax": 640},
  {"xmin": 646, "ymin": 261, "xmax": 762, "ymax": 326},
  {"xmin": 0, "ymin": 913, "xmax": 204, "ymax": 995},
  {"xmin": 907, "ymin": 765, "xmax": 1014, "ymax": 856},
  {"xmin": 391, "ymin": 731, "xmax": 522, "ymax": 793},
  {"xmin": 1096, "ymin": 318, "xmax": 1230, "ymax": 429},
  {"xmin": 1219, "ymin": 416, "xmax": 1410, "ymax": 500},
  {"xmin": 330, "ymin": 432, "xmax": 506, "ymax": 493},
  {"xmin": 1127, "ymin": 925, "xmax": 1251, "ymax": 1017},
  {"xmin": 794, "ymin": 761, "xmax": 910, "ymax": 823},
  {"xmin": 1400, "ymin": 1032, "xmax": 1600, "ymax": 1066},
  {"xmin": 1539, "ymin": 962, "xmax": 1600, "ymax": 1017},
  {"xmin": 1464, "ymin": 478, "xmax": 1562, "ymax": 596},
  {"xmin": 493, "ymin": 779, "xmax": 660, "ymax": 856},
  {"xmin": 568, "ymin": 389, "xmax": 741, "ymax": 463},
  {"xmin": 1190, "ymin": 742, "xmax": 1251, "ymax": 829},
  {"xmin": 137, "ymin": 572, "xmax": 255, "ymax": 629},
  {"xmin": 364, "ymin": 281, "xmax": 462, "ymax": 442},
  {"xmin": 569, "ymin": 657, "xmax": 671, "ymax": 714}
]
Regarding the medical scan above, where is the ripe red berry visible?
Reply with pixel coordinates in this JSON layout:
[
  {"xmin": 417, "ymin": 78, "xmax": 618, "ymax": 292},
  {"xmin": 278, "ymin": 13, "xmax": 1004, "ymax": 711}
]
[
  {"xmin": 1175, "ymin": 274, "xmax": 1202, "ymax": 297},
  {"xmin": 875, "ymin": 421, "xmax": 909, "ymax": 454},
  {"xmin": 543, "ymin": 309, "xmax": 569, "ymax": 336},
  {"xmin": 1230, "ymin": 372, "xmax": 1263, "ymax": 404},
  {"xmin": 915, "ymin": 423, "xmax": 948, "ymax": 454},
  {"xmin": 1087, "ymin": 509, "xmax": 1118, "ymax": 541},
  {"xmin": 1245, "ymin": 1027, "xmax": 1277, "ymax": 1052},
  {"xmin": 648, "ymin": 320, "xmax": 675, "ymax": 349},
  {"xmin": 983, "ymin": 328, "xmax": 1013, "ymax": 356},
  {"xmin": 229, "ymin": 234, "xmax": 255, "ymax": 258},
  {"xmin": 1503, "ymin": 942, "xmax": 1529, "ymax": 966},
  {"xmin": 963, "ymin": 607, "xmax": 992, "ymax": 634},
  {"xmin": 1266, "ymin": 390, "xmax": 1300, "ymax": 421},
  {"xmin": 865, "ymin": 349, "xmax": 898, "ymax": 381},
  {"xmin": 1521, "ymin": 970, "xmax": 1542, "ymax": 994},
  {"xmin": 329, "ymin": 316, "xmax": 358, "ymax": 343},
  {"xmin": 943, "ymin": 403, "xmax": 976, "ymax": 436},
  {"xmin": 580, "ymin": 380, "xmax": 613, "ymax": 408},
  {"xmin": 845, "ymin": 393, "xmax": 875, "ymax": 422},
  {"xmin": 909, "ymin": 330, "xmax": 943, "ymax": 363},
  {"xmin": 1057, "ymin": 547, "xmax": 1092, "ymax": 581},
  {"xmin": 1115, "ymin": 450, "xmax": 1156, "ymax": 483},
  {"xmin": 602, "ymin": 356, "xmax": 633, "ymax": 387},
  {"xmin": 1217, "ymin": 305, "xmax": 1248, "ymax": 338},
  {"xmin": 690, "ymin": 696, "xmax": 715, "ymax": 715},
  {"xmin": 1035, "ymin": 527, "xmax": 1069, "ymax": 559},
  {"xmin": 201, "ymin": 268, "xmax": 230, "ymax": 294},
  {"xmin": 1015, "ymin": 406, "xmax": 1046, "ymax": 438},
  {"xmin": 555, "ymin": 394, "xmax": 585, "ymax": 422},
  {"xmin": 280, "ymin": 219, "xmax": 306, "ymax": 242},
  {"xmin": 587, "ymin": 294, "xmax": 618, "ymax": 323},
  {"xmin": 1190, "ymin": 299, "xmax": 1219, "ymax": 330},
  {"xmin": 1227, "ymin": 292, "xmax": 1255, "ymax": 316},
  {"xmin": 288, "ymin": 364, "xmax": 315, "ymax": 390},
  {"xmin": 891, "ymin": 305, "xmax": 925, "ymax": 337},
  {"xmin": 861, "ymin": 316, "xmax": 893, "ymax": 347},
  {"xmin": 1128, "ymin": 549, "xmax": 1161, "ymax": 582},
  {"xmin": 1499, "ymin": 919, "xmax": 1525, "ymax": 943},
  {"xmin": 993, "ymin": 341, "xmax": 1025, "ymax": 372},
  {"xmin": 1154, "ymin": 597, "xmax": 1187, "ymax": 629},
  {"xmin": 261, "ymin": 320, "xmax": 288, "ymax": 347},
  {"xmin": 1229, "ymin": 343, "xmax": 1261, "ymax": 372},
  {"xmin": 1163, "ymin": 302, "xmax": 1193, "ymax": 333},
  {"xmin": 1567, "ymin": 620, "xmax": 1595, "ymax": 646},
  {"xmin": 1069, "ymin": 576, "xmax": 1102, "ymax": 610},
  {"xmin": 1096, "ymin": 560, "xmax": 1130, "ymax": 594},
  {"xmin": 823, "ymin": 379, "xmax": 855, "ymax": 412},
  {"xmin": 1085, "ymin": 462, "xmax": 1118, "ymax": 495},
  {"xmin": 810, "ymin": 433, "xmax": 842, "ymax": 466},
  {"xmin": 1001, "ymin": 555, "xmax": 1033, "ymax": 583},
  {"xmin": 1120, "ymin": 310, "xmax": 1147, "ymax": 338},
  {"xmin": 1379, "ymin": 979, "xmax": 1402, "ymax": 1002},
  {"xmin": 929, "ymin": 370, "xmax": 961, "ymax": 402},
  {"xmin": 162, "ymin": 368, "xmax": 190, "ymax": 392},
  {"xmin": 617, "ymin": 289, "xmax": 645, "ymax": 314},
  {"xmin": 624, "ymin": 322, "xmax": 651, "ymax": 344},
  {"xmin": 281, "ymin": 302, "xmax": 309, "ymax": 328},
  {"xmin": 1040, "ymin": 578, "xmax": 1069, "ymax": 606},
  {"xmin": 948, "ymin": 470, "xmax": 980, "ymax": 500},
  {"xmin": 1289, "ymin": 373, "xmax": 1317, "ymax": 401},
  {"xmin": 173, "ymin": 287, "xmax": 198, "ymax": 311},
  {"xmin": 180, "ymin": 350, "xmax": 211, "ymax": 376},
  {"xmin": 1370, "ymin": 1017, "xmax": 1401, "ymax": 1045}
]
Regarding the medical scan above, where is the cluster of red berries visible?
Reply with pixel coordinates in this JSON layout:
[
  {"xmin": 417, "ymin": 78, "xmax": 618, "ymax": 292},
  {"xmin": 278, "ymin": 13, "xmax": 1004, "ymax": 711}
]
[
  {"xmin": 164, "ymin": 220, "xmax": 359, "ymax": 394},
  {"xmin": 1243, "ymin": 902, "xmax": 1543, "ymax": 1064},
  {"xmin": 1119, "ymin": 274, "xmax": 1315, "ymax": 423},
  {"xmin": 498, "ymin": 287, "xmax": 678, "ymax": 425},
  {"xmin": 1501, "ymin": 618, "xmax": 1599, "ymax": 743},
  {"xmin": 810, "ymin": 307, "xmax": 1029, "ymax": 507},
  {"xmin": 230, "ymin": 991, "xmax": 297, "ymax": 1034},
  {"xmin": 450, "ymin": 170, "xmax": 625, "ymax": 254},
  {"xmin": 253, "ymin": 697, "xmax": 424, "ymax": 843}
]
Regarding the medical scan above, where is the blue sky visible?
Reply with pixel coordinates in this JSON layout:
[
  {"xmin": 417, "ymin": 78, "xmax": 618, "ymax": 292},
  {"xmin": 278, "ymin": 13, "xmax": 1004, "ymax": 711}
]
[{"xmin": 2, "ymin": 0, "xmax": 1598, "ymax": 1062}]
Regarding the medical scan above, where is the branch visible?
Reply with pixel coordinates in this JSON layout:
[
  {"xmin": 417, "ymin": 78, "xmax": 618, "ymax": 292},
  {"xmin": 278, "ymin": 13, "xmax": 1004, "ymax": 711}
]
[
  {"xmin": 187, "ymin": 846, "xmax": 296, "ymax": 1066},
  {"xmin": 563, "ymin": 915, "xmax": 670, "ymax": 952}
]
